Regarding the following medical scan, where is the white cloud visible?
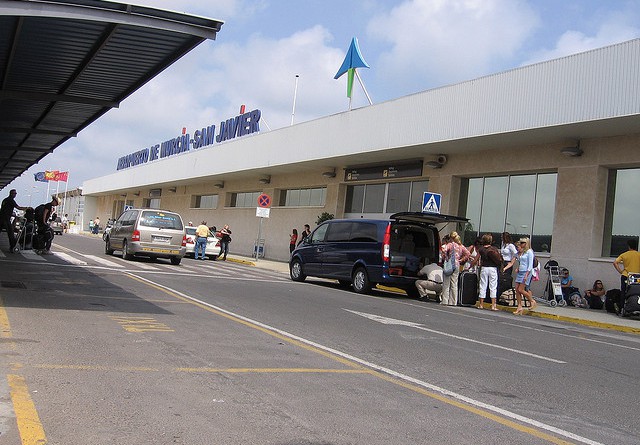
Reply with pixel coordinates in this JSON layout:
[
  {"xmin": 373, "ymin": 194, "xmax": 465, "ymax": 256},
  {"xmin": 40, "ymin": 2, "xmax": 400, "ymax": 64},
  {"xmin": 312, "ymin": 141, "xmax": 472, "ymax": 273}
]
[
  {"xmin": 521, "ymin": 9, "xmax": 640, "ymax": 65},
  {"xmin": 367, "ymin": 0, "xmax": 539, "ymax": 92}
]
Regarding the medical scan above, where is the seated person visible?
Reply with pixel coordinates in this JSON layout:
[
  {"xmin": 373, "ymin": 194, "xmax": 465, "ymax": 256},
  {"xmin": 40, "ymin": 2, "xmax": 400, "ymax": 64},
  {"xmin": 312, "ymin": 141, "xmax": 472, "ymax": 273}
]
[
  {"xmin": 561, "ymin": 268, "xmax": 583, "ymax": 306},
  {"xmin": 415, "ymin": 260, "xmax": 443, "ymax": 300},
  {"xmin": 585, "ymin": 280, "xmax": 606, "ymax": 309}
]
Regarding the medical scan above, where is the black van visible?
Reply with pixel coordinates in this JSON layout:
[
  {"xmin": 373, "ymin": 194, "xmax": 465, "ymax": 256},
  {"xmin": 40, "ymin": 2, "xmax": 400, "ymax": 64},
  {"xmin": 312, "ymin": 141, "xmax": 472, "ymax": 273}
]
[{"xmin": 289, "ymin": 212, "xmax": 468, "ymax": 297}]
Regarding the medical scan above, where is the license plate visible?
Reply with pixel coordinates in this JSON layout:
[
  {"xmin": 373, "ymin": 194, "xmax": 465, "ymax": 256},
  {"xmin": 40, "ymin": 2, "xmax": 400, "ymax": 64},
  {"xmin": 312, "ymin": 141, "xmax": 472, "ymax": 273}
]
[
  {"xmin": 142, "ymin": 247, "xmax": 179, "ymax": 254},
  {"xmin": 152, "ymin": 236, "xmax": 171, "ymax": 243}
]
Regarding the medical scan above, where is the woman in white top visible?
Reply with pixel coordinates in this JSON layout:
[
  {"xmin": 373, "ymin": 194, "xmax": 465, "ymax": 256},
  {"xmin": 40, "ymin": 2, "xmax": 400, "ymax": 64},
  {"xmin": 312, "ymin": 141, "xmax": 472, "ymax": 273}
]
[{"xmin": 500, "ymin": 232, "xmax": 518, "ymax": 277}]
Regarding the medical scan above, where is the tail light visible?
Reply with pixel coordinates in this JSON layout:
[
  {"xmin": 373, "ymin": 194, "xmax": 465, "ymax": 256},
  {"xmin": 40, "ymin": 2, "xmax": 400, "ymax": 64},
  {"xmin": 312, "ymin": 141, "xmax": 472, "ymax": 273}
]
[
  {"xmin": 186, "ymin": 237, "xmax": 194, "ymax": 245},
  {"xmin": 382, "ymin": 223, "xmax": 391, "ymax": 263},
  {"xmin": 132, "ymin": 230, "xmax": 140, "ymax": 242},
  {"xmin": 182, "ymin": 235, "xmax": 187, "ymax": 247}
]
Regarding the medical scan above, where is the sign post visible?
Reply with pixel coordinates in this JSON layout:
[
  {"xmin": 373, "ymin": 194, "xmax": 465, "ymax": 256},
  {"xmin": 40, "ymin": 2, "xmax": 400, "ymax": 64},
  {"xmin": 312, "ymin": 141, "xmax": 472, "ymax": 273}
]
[{"xmin": 255, "ymin": 193, "xmax": 271, "ymax": 261}]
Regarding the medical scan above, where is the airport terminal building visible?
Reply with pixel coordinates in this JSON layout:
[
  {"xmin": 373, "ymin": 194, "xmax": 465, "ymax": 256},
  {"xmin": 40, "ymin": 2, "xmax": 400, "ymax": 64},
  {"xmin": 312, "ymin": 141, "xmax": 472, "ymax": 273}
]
[{"xmin": 82, "ymin": 38, "xmax": 640, "ymax": 293}]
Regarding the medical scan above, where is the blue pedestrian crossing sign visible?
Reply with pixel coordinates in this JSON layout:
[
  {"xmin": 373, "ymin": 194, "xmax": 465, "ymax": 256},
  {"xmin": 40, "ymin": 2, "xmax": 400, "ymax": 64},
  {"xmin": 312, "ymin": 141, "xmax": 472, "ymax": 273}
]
[{"xmin": 422, "ymin": 192, "xmax": 441, "ymax": 214}]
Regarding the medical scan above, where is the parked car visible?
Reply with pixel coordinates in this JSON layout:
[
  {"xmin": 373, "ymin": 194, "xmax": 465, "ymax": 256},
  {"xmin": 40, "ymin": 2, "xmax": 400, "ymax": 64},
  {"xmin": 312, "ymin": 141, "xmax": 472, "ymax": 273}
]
[
  {"xmin": 50, "ymin": 217, "xmax": 64, "ymax": 235},
  {"xmin": 104, "ymin": 209, "xmax": 187, "ymax": 265},
  {"xmin": 289, "ymin": 212, "xmax": 468, "ymax": 297},
  {"xmin": 184, "ymin": 226, "xmax": 221, "ymax": 260}
]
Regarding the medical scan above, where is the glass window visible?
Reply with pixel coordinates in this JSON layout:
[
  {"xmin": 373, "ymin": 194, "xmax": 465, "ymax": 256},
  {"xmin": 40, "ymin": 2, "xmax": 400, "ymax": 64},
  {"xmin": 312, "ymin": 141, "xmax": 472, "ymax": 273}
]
[
  {"xmin": 325, "ymin": 222, "xmax": 352, "ymax": 242},
  {"xmin": 194, "ymin": 194, "xmax": 218, "ymax": 209},
  {"xmin": 346, "ymin": 180, "xmax": 431, "ymax": 215},
  {"xmin": 386, "ymin": 182, "xmax": 411, "ymax": 213},
  {"xmin": 363, "ymin": 183, "xmax": 385, "ymax": 213},
  {"xmin": 345, "ymin": 185, "xmax": 365, "ymax": 213},
  {"xmin": 142, "ymin": 198, "xmax": 161, "ymax": 209},
  {"xmin": 409, "ymin": 180, "xmax": 430, "ymax": 212},
  {"xmin": 232, "ymin": 191, "xmax": 261, "ymax": 208},
  {"xmin": 461, "ymin": 173, "xmax": 557, "ymax": 251},
  {"xmin": 310, "ymin": 224, "xmax": 329, "ymax": 243},
  {"xmin": 606, "ymin": 168, "xmax": 640, "ymax": 256},
  {"xmin": 350, "ymin": 222, "xmax": 378, "ymax": 242},
  {"xmin": 506, "ymin": 175, "xmax": 536, "ymax": 238},
  {"xmin": 280, "ymin": 187, "xmax": 326, "ymax": 207},
  {"xmin": 479, "ymin": 176, "xmax": 508, "ymax": 234}
]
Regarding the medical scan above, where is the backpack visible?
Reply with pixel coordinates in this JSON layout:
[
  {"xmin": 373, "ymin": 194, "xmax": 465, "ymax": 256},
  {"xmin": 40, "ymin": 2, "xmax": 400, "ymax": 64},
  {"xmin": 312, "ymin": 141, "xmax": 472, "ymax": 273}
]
[{"xmin": 604, "ymin": 289, "xmax": 621, "ymax": 313}]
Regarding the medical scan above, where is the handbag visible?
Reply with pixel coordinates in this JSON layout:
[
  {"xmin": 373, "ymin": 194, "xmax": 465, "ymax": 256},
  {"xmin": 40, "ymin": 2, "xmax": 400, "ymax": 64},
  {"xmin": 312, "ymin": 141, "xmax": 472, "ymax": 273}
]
[{"xmin": 443, "ymin": 249, "xmax": 456, "ymax": 276}]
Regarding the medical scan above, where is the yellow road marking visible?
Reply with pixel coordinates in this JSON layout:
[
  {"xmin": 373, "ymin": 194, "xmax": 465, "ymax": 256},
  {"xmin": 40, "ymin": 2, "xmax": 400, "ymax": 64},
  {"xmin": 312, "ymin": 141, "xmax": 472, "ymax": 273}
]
[
  {"xmin": 33, "ymin": 364, "xmax": 367, "ymax": 374},
  {"xmin": 0, "ymin": 296, "xmax": 15, "ymax": 350},
  {"xmin": 109, "ymin": 315, "xmax": 173, "ymax": 332},
  {"xmin": 125, "ymin": 274, "xmax": 582, "ymax": 444},
  {"xmin": 7, "ymin": 374, "xmax": 47, "ymax": 445}
]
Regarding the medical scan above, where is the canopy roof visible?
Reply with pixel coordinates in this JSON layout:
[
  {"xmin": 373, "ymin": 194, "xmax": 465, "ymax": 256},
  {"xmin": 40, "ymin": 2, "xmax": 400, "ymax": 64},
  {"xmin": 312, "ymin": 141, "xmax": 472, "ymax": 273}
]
[{"xmin": 0, "ymin": 0, "xmax": 223, "ymax": 189}]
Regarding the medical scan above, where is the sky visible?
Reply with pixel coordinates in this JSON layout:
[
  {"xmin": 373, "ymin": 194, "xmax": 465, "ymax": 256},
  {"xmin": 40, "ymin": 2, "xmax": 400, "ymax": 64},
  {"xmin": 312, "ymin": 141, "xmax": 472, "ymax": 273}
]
[{"xmin": 6, "ymin": 0, "xmax": 640, "ymax": 206}]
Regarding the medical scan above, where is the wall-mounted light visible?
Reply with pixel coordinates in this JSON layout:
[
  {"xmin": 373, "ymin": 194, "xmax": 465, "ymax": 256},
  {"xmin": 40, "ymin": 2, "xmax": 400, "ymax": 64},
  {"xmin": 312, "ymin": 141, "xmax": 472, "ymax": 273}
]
[
  {"xmin": 258, "ymin": 175, "xmax": 271, "ymax": 185},
  {"xmin": 168, "ymin": 186, "xmax": 177, "ymax": 193},
  {"xmin": 425, "ymin": 154, "xmax": 447, "ymax": 169},
  {"xmin": 213, "ymin": 181, "xmax": 224, "ymax": 189},
  {"xmin": 321, "ymin": 169, "xmax": 336, "ymax": 178},
  {"xmin": 561, "ymin": 141, "xmax": 583, "ymax": 157}
]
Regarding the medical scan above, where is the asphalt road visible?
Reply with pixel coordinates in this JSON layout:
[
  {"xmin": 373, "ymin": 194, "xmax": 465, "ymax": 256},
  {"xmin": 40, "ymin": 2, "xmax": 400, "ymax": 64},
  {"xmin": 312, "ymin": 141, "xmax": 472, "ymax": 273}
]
[{"xmin": 0, "ymin": 234, "xmax": 638, "ymax": 444}]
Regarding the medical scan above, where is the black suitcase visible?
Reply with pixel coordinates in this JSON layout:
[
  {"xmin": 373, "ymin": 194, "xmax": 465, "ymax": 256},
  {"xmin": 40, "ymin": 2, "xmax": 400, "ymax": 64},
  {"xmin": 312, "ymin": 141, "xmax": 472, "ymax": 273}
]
[
  {"xmin": 497, "ymin": 272, "xmax": 512, "ymax": 296},
  {"xmin": 457, "ymin": 270, "xmax": 478, "ymax": 306},
  {"xmin": 604, "ymin": 289, "xmax": 620, "ymax": 313}
]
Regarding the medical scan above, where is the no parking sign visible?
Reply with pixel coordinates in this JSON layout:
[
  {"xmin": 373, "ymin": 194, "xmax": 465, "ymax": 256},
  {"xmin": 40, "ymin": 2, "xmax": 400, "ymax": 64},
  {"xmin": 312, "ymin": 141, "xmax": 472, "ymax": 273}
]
[{"xmin": 256, "ymin": 193, "xmax": 271, "ymax": 218}]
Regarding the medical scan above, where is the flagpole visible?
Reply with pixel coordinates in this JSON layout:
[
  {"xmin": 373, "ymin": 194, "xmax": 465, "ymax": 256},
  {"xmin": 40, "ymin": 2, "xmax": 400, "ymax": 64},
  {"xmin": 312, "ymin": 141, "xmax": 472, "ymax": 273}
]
[
  {"xmin": 62, "ymin": 172, "xmax": 69, "ymax": 215},
  {"xmin": 290, "ymin": 74, "xmax": 299, "ymax": 126}
]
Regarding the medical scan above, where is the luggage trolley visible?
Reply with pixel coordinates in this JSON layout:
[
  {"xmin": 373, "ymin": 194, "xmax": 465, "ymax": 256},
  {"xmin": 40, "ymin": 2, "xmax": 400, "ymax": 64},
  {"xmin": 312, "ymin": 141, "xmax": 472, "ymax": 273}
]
[
  {"xmin": 15, "ymin": 216, "xmax": 36, "ymax": 252},
  {"xmin": 539, "ymin": 259, "xmax": 566, "ymax": 307}
]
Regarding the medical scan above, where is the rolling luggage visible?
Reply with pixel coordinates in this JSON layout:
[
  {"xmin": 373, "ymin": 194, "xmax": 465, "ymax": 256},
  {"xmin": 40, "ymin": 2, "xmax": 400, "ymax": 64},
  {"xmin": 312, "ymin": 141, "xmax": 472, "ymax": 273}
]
[
  {"xmin": 457, "ymin": 270, "xmax": 478, "ymax": 306},
  {"xmin": 497, "ymin": 272, "xmax": 512, "ymax": 297}
]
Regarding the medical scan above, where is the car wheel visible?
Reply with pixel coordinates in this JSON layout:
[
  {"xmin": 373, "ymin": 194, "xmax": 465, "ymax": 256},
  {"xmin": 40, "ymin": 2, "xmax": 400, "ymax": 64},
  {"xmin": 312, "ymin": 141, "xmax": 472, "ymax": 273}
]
[
  {"xmin": 105, "ymin": 238, "xmax": 114, "ymax": 255},
  {"xmin": 121, "ymin": 240, "xmax": 133, "ymax": 260},
  {"xmin": 290, "ymin": 259, "xmax": 306, "ymax": 282},
  {"xmin": 170, "ymin": 256, "xmax": 182, "ymax": 265},
  {"xmin": 352, "ymin": 267, "xmax": 371, "ymax": 294}
]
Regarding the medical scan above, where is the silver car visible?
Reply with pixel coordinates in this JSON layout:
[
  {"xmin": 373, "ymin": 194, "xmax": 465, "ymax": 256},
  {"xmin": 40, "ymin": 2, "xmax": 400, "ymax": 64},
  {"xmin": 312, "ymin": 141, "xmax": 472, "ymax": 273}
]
[{"xmin": 105, "ymin": 209, "xmax": 186, "ymax": 265}]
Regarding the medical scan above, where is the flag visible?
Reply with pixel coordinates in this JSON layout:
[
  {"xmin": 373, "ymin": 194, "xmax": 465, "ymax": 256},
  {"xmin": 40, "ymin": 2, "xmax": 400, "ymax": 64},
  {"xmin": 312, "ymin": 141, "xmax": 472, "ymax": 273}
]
[
  {"xmin": 34, "ymin": 172, "xmax": 48, "ymax": 182},
  {"xmin": 54, "ymin": 171, "xmax": 69, "ymax": 182},
  {"xmin": 334, "ymin": 37, "xmax": 370, "ymax": 99},
  {"xmin": 44, "ymin": 170, "xmax": 58, "ymax": 181}
]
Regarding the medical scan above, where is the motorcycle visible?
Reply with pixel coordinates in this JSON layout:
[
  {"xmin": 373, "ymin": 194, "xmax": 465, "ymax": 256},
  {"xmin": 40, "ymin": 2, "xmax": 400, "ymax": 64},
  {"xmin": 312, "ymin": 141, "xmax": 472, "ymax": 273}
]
[{"xmin": 102, "ymin": 219, "xmax": 114, "ymax": 241}]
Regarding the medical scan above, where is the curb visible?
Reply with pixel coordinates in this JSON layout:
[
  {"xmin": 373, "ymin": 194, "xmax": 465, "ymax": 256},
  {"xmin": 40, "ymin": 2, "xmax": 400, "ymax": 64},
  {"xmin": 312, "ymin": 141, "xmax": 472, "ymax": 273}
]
[{"xmin": 522, "ymin": 310, "xmax": 640, "ymax": 335}]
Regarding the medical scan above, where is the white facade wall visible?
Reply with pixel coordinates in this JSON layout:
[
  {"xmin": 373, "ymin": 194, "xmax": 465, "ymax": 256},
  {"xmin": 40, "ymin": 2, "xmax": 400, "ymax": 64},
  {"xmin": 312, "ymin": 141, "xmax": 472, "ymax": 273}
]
[{"xmin": 81, "ymin": 39, "xmax": 640, "ymax": 296}]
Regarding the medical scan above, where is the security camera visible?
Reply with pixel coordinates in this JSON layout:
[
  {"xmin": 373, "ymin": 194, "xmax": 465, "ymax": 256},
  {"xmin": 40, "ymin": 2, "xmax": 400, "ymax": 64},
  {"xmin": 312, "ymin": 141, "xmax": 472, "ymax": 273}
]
[{"xmin": 437, "ymin": 155, "xmax": 447, "ymax": 165}]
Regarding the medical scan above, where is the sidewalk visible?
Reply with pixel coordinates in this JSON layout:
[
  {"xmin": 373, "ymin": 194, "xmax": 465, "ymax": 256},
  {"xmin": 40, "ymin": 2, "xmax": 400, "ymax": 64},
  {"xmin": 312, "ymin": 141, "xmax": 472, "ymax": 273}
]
[{"xmin": 229, "ymin": 254, "xmax": 640, "ymax": 335}]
